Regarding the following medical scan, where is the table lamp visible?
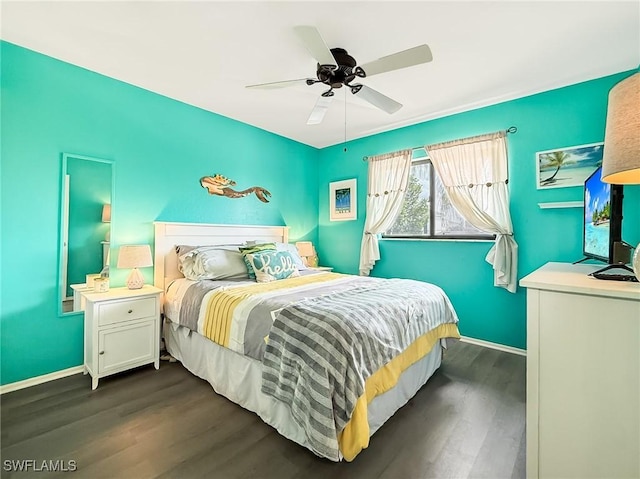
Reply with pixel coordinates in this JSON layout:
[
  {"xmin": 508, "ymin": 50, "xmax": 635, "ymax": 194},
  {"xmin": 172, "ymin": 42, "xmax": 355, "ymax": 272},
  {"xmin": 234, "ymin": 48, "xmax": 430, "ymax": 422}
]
[
  {"xmin": 601, "ymin": 72, "xmax": 640, "ymax": 279},
  {"xmin": 117, "ymin": 245, "xmax": 153, "ymax": 289},
  {"xmin": 296, "ymin": 241, "xmax": 317, "ymax": 267}
]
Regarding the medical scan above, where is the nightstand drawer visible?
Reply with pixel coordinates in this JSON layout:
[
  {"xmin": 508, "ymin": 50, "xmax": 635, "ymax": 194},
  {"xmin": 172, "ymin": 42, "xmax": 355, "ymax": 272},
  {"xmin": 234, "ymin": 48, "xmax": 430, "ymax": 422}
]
[{"xmin": 98, "ymin": 297, "xmax": 156, "ymax": 326}]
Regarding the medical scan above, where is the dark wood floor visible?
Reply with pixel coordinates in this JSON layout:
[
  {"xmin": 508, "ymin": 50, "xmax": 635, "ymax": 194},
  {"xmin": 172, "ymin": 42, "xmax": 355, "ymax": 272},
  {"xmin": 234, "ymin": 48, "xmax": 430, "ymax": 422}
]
[{"xmin": 1, "ymin": 342, "xmax": 526, "ymax": 479}]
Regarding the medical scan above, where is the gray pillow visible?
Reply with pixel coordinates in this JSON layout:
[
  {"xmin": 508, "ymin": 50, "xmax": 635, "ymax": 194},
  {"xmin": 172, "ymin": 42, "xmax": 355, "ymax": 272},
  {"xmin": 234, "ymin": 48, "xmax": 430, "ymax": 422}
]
[
  {"xmin": 175, "ymin": 244, "xmax": 198, "ymax": 256},
  {"xmin": 177, "ymin": 245, "xmax": 248, "ymax": 280}
]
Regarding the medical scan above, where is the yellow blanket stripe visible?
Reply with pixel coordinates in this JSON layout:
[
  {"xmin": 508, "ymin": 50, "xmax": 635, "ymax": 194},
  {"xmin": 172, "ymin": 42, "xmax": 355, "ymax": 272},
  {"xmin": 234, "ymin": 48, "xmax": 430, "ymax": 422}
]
[
  {"xmin": 202, "ymin": 273, "xmax": 345, "ymax": 346},
  {"xmin": 338, "ymin": 322, "xmax": 460, "ymax": 461}
]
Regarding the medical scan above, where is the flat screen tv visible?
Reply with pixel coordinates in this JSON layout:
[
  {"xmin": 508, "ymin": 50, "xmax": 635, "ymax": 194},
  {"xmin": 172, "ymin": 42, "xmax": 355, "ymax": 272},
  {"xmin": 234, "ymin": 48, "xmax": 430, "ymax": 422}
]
[{"xmin": 583, "ymin": 165, "xmax": 623, "ymax": 264}]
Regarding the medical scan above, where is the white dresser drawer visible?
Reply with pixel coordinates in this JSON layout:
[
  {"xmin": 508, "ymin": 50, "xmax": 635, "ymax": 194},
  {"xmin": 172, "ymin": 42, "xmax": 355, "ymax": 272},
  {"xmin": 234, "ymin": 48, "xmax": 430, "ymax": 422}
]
[{"xmin": 98, "ymin": 296, "xmax": 156, "ymax": 326}]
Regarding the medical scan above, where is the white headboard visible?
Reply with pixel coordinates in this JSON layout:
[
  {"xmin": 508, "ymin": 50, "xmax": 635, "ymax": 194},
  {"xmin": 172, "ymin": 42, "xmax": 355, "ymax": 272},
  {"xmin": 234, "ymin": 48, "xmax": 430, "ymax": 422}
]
[{"xmin": 153, "ymin": 221, "xmax": 289, "ymax": 292}]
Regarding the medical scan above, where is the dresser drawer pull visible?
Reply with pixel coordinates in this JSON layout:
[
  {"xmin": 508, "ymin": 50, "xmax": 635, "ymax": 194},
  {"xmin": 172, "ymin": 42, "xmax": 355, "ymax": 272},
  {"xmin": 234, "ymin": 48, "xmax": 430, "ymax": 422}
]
[
  {"xmin": 128, "ymin": 309, "xmax": 133, "ymax": 314},
  {"xmin": 99, "ymin": 351, "xmax": 105, "ymax": 355}
]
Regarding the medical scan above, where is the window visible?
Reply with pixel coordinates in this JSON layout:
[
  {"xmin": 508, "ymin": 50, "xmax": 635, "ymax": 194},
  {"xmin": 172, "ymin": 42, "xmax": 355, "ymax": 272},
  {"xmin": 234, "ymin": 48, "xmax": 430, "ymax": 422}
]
[{"xmin": 384, "ymin": 157, "xmax": 494, "ymax": 240}]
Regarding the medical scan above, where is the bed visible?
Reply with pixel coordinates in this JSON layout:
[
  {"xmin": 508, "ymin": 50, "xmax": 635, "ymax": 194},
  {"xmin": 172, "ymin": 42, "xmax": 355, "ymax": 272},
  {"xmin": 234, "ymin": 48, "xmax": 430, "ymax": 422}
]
[{"xmin": 154, "ymin": 221, "xmax": 460, "ymax": 462}]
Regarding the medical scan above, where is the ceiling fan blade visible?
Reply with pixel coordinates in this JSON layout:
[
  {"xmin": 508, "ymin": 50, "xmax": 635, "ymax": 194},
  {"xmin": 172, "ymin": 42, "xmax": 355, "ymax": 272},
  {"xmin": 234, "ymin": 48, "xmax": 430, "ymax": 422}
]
[
  {"xmin": 293, "ymin": 26, "xmax": 337, "ymax": 68},
  {"xmin": 353, "ymin": 85, "xmax": 402, "ymax": 114},
  {"xmin": 307, "ymin": 95, "xmax": 333, "ymax": 125},
  {"xmin": 245, "ymin": 78, "xmax": 308, "ymax": 89},
  {"xmin": 359, "ymin": 44, "xmax": 433, "ymax": 77}
]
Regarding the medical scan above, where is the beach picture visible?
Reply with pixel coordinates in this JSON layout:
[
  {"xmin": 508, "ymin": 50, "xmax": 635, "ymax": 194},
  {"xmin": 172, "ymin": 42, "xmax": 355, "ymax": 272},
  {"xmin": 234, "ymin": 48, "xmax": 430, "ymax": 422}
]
[
  {"xmin": 584, "ymin": 170, "xmax": 611, "ymax": 260},
  {"xmin": 335, "ymin": 188, "xmax": 351, "ymax": 213},
  {"xmin": 536, "ymin": 142, "xmax": 604, "ymax": 189},
  {"xmin": 329, "ymin": 179, "xmax": 357, "ymax": 221}
]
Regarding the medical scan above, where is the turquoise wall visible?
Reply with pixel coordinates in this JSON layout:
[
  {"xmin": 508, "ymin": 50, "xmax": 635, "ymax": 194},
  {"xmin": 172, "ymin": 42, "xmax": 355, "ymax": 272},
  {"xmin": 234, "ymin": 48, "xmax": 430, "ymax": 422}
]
[
  {"xmin": 0, "ymin": 42, "xmax": 320, "ymax": 385},
  {"xmin": 317, "ymin": 71, "xmax": 640, "ymax": 350},
  {"xmin": 2, "ymin": 40, "xmax": 637, "ymax": 385}
]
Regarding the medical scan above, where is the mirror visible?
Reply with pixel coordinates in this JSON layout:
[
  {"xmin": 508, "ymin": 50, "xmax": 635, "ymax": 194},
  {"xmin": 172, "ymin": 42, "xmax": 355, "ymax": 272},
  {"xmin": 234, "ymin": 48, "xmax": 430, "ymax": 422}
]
[{"xmin": 58, "ymin": 153, "xmax": 114, "ymax": 315}]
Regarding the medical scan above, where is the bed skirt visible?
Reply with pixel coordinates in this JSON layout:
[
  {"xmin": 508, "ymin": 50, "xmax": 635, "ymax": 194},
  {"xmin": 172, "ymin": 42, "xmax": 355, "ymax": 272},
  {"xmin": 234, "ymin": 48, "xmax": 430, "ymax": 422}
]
[{"xmin": 163, "ymin": 321, "xmax": 443, "ymax": 461}]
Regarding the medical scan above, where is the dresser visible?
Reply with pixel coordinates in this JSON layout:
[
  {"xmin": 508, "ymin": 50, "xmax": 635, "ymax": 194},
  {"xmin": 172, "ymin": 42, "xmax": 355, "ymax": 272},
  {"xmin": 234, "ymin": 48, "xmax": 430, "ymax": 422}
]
[
  {"xmin": 520, "ymin": 262, "xmax": 640, "ymax": 479},
  {"xmin": 82, "ymin": 286, "xmax": 162, "ymax": 390}
]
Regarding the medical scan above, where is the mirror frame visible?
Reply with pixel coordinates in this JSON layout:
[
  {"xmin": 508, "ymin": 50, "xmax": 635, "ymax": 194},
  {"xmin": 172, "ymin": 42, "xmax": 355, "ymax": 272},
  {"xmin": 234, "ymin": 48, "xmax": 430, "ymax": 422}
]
[{"xmin": 58, "ymin": 153, "xmax": 115, "ymax": 317}]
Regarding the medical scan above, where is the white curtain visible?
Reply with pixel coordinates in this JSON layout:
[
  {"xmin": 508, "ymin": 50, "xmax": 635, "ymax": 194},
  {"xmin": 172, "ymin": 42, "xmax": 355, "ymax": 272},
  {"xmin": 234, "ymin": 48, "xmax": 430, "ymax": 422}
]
[
  {"xmin": 425, "ymin": 132, "xmax": 519, "ymax": 292},
  {"xmin": 359, "ymin": 149, "xmax": 413, "ymax": 276}
]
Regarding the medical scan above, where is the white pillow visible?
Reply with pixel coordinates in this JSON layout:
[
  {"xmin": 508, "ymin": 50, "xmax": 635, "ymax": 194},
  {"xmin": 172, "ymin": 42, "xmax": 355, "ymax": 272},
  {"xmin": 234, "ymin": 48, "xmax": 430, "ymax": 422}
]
[
  {"xmin": 275, "ymin": 242, "xmax": 307, "ymax": 270},
  {"xmin": 177, "ymin": 245, "xmax": 248, "ymax": 280}
]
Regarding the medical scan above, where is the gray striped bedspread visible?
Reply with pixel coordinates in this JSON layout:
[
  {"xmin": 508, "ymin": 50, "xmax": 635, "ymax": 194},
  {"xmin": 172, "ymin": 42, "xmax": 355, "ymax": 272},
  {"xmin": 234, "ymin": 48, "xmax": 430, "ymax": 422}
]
[{"xmin": 261, "ymin": 277, "xmax": 459, "ymax": 461}]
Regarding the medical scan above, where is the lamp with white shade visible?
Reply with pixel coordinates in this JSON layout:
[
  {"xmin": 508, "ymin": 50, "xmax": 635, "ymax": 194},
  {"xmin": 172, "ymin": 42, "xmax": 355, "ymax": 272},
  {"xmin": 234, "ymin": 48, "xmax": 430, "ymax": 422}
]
[
  {"xmin": 601, "ymin": 72, "xmax": 640, "ymax": 279},
  {"xmin": 295, "ymin": 241, "xmax": 317, "ymax": 267},
  {"xmin": 117, "ymin": 245, "xmax": 153, "ymax": 289}
]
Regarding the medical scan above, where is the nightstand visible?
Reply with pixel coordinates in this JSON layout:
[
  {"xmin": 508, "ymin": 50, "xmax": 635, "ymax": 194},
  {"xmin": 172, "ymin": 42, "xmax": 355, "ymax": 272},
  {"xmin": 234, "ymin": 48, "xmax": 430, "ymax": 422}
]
[
  {"xmin": 308, "ymin": 266, "xmax": 333, "ymax": 272},
  {"xmin": 82, "ymin": 285, "xmax": 162, "ymax": 390}
]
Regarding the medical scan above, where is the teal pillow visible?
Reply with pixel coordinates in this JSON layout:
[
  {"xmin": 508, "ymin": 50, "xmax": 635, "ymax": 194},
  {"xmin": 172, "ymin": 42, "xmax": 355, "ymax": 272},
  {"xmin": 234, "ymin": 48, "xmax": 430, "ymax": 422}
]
[
  {"xmin": 245, "ymin": 251, "xmax": 300, "ymax": 283},
  {"xmin": 239, "ymin": 243, "xmax": 276, "ymax": 279}
]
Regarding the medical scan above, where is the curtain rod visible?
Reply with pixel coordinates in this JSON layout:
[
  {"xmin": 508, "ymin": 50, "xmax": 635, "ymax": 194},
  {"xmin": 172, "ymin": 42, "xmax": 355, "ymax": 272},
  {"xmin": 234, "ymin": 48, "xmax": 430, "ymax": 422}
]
[{"xmin": 362, "ymin": 126, "xmax": 518, "ymax": 161}]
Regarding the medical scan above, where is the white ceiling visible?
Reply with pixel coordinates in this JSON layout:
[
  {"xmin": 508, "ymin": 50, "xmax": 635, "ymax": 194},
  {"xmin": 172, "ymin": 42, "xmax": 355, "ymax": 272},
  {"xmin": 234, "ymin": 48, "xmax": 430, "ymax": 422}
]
[{"xmin": 2, "ymin": 1, "xmax": 639, "ymax": 148}]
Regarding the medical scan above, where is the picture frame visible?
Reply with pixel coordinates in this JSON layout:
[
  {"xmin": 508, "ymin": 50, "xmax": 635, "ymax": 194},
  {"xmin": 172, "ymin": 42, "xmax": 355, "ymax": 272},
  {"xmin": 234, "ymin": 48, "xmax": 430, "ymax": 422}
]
[
  {"xmin": 329, "ymin": 179, "xmax": 357, "ymax": 221},
  {"xmin": 536, "ymin": 142, "xmax": 604, "ymax": 189}
]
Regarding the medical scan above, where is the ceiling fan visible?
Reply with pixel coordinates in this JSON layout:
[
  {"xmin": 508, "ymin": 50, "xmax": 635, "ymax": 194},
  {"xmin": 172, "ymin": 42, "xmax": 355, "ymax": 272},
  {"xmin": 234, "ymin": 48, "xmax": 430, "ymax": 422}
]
[{"xmin": 246, "ymin": 26, "xmax": 433, "ymax": 125}]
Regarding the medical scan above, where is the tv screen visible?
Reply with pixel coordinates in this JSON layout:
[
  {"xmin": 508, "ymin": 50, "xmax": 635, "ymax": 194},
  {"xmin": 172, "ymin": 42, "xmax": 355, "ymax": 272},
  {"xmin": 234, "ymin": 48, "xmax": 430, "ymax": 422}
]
[{"xmin": 583, "ymin": 166, "xmax": 623, "ymax": 263}]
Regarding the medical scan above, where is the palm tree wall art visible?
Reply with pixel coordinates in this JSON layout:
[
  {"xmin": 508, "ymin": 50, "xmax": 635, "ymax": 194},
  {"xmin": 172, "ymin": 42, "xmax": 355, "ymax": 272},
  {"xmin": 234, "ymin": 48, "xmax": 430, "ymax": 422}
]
[{"xmin": 536, "ymin": 142, "xmax": 604, "ymax": 189}]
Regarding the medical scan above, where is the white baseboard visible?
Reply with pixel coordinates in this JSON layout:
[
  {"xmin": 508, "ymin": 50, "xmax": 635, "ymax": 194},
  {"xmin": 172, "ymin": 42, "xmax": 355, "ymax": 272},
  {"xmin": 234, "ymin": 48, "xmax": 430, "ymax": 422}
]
[
  {"xmin": 1, "ymin": 337, "xmax": 524, "ymax": 393},
  {"xmin": 0, "ymin": 365, "xmax": 84, "ymax": 395},
  {"xmin": 460, "ymin": 336, "xmax": 526, "ymax": 356}
]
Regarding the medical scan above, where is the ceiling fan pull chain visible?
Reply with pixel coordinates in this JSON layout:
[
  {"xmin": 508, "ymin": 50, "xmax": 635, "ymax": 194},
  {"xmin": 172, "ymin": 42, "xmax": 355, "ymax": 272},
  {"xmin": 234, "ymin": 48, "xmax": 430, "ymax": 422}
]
[{"xmin": 344, "ymin": 88, "xmax": 348, "ymax": 153}]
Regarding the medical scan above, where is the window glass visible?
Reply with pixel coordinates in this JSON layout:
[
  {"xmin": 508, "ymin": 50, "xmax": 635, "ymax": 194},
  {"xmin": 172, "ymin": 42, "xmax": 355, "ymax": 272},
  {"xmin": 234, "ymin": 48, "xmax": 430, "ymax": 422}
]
[
  {"xmin": 386, "ymin": 160, "xmax": 430, "ymax": 235},
  {"xmin": 385, "ymin": 158, "xmax": 493, "ymax": 240},
  {"xmin": 433, "ymin": 172, "xmax": 486, "ymax": 236}
]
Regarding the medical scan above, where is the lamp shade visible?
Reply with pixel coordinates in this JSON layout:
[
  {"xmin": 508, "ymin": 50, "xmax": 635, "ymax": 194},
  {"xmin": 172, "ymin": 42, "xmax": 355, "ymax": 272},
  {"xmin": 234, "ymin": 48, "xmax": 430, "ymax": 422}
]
[
  {"xmin": 296, "ymin": 241, "xmax": 315, "ymax": 257},
  {"xmin": 601, "ymin": 72, "xmax": 640, "ymax": 184},
  {"xmin": 117, "ymin": 245, "xmax": 153, "ymax": 269},
  {"xmin": 101, "ymin": 204, "xmax": 111, "ymax": 223}
]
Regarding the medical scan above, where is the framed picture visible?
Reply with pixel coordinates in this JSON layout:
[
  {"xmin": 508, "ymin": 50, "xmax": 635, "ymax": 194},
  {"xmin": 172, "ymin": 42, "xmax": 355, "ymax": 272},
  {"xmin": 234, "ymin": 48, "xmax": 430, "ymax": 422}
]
[
  {"xmin": 329, "ymin": 179, "xmax": 357, "ymax": 221},
  {"xmin": 536, "ymin": 142, "xmax": 604, "ymax": 189}
]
